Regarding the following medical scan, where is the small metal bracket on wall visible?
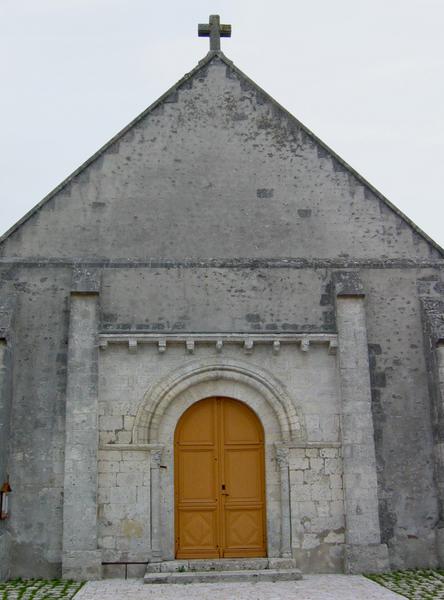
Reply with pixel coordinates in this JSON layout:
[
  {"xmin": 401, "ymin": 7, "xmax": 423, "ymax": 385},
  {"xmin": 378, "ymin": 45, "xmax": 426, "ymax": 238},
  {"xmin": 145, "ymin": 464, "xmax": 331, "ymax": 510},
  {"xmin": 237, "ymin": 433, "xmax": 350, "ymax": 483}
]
[{"xmin": 0, "ymin": 477, "xmax": 11, "ymax": 520}]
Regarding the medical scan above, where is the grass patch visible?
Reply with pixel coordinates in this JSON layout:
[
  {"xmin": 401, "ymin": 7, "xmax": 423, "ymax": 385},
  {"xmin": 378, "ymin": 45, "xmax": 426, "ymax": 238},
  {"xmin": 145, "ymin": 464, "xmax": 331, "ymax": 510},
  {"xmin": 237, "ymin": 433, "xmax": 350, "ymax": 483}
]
[
  {"xmin": 0, "ymin": 579, "xmax": 84, "ymax": 600},
  {"xmin": 366, "ymin": 569, "xmax": 444, "ymax": 599}
]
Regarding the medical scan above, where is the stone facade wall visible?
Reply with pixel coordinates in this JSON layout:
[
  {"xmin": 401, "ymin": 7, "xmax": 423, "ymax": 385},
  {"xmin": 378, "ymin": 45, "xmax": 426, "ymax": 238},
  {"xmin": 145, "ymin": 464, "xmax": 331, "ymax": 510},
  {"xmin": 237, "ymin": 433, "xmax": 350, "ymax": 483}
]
[
  {"xmin": 0, "ymin": 532, "xmax": 10, "ymax": 580},
  {"xmin": 0, "ymin": 261, "xmax": 443, "ymax": 578},
  {"xmin": 96, "ymin": 341, "xmax": 342, "ymax": 572},
  {"xmin": 290, "ymin": 446, "xmax": 344, "ymax": 572},
  {"xmin": 0, "ymin": 266, "xmax": 70, "ymax": 579},
  {"xmin": 97, "ymin": 449, "xmax": 150, "ymax": 564},
  {"xmin": 363, "ymin": 269, "xmax": 441, "ymax": 568},
  {"xmin": 0, "ymin": 53, "xmax": 443, "ymax": 579}
]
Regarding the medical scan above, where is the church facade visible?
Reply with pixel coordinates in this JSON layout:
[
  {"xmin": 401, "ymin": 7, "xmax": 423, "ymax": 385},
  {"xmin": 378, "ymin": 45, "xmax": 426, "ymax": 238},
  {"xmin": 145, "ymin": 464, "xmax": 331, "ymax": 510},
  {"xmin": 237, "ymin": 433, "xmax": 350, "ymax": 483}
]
[{"xmin": 1, "ymin": 18, "xmax": 444, "ymax": 581}]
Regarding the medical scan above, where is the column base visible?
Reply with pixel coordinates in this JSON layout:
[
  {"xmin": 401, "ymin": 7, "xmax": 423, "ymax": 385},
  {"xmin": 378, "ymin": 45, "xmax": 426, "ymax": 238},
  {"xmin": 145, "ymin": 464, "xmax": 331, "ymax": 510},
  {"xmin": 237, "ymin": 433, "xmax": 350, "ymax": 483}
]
[
  {"xmin": 344, "ymin": 543, "xmax": 390, "ymax": 574},
  {"xmin": 149, "ymin": 554, "xmax": 163, "ymax": 563},
  {"xmin": 62, "ymin": 550, "xmax": 102, "ymax": 581}
]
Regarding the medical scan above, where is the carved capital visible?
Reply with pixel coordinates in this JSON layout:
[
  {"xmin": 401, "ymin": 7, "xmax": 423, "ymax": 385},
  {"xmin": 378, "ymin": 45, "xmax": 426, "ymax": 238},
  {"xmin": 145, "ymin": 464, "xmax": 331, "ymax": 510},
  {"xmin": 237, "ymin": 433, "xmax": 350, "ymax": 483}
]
[
  {"xmin": 275, "ymin": 445, "xmax": 289, "ymax": 468},
  {"xmin": 150, "ymin": 448, "xmax": 163, "ymax": 468}
]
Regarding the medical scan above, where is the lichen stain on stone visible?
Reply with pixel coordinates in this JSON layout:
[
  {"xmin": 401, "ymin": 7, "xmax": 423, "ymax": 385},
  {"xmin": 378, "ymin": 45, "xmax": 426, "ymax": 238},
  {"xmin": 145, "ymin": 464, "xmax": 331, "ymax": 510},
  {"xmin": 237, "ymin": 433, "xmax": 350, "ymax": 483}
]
[{"xmin": 121, "ymin": 518, "xmax": 143, "ymax": 538}]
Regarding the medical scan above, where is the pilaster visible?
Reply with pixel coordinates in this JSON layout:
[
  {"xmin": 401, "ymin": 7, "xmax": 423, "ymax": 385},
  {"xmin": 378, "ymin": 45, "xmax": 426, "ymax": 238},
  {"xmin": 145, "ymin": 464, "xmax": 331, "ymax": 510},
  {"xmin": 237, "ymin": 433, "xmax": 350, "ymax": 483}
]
[
  {"xmin": 62, "ymin": 268, "xmax": 102, "ymax": 580},
  {"xmin": 0, "ymin": 296, "xmax": 15, "ymax": 581},
  {"xmin": 420, "ymin": 297, "xmax": 444, "ymax": 564},
  {"xmin": 333, "ymin": 271, "xmax": 389, "ymax": 574},
  {"xmin": 436, "ymin": 342, "xmax": 444, "ymax": 564}
]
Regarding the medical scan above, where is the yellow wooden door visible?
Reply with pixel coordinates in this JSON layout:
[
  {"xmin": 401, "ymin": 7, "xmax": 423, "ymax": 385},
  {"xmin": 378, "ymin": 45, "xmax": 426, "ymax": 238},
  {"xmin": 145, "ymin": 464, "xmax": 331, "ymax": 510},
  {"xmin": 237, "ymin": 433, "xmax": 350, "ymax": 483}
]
[{"xmin": 175, "ymin": 397, "xmax": 266, "ymax": 559}]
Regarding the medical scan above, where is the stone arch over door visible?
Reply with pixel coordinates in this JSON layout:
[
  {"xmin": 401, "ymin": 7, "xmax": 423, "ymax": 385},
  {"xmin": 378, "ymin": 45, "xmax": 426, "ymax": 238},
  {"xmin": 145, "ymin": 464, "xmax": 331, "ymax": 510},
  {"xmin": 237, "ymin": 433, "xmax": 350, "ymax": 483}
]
[
  {"xmin": 133, "ymin": 357, "xmax": 305, "ymax": 560},
  {"xmin": 134, "ymin": 357, "xmax": 304, "ymax": 444}
]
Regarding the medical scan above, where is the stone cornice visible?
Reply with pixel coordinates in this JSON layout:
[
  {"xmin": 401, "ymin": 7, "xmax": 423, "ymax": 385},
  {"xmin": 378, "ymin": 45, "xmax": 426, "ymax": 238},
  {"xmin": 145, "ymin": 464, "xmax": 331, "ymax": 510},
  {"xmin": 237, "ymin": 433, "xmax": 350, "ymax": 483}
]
[
  {"xmin": 98, "ymin": 332, "xmax": 338, "ymax": 355},
  {"xmin": 0, "ymin": 257, "xmax": 443, "ymax": 269}
]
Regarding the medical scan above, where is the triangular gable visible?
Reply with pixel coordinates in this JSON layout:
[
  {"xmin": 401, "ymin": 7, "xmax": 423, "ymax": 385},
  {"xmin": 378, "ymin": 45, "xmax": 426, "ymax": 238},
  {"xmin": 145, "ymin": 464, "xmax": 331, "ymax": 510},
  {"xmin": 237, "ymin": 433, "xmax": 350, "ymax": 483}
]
[{"xmin": 1, "ymin": 51, "xmax": 443, "ymax": 258}]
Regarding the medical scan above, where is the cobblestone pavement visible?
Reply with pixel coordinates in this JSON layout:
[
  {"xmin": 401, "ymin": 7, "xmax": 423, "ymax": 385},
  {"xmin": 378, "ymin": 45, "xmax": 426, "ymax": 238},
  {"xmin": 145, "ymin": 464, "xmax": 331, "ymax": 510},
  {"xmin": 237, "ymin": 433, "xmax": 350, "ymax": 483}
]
[
  {"xmin": 75, "ymin": 575, "xmax": 403, "ymax": 599},
  {"xmin": 0, "ymin": 579, "xmax": 83, "ymax": 599}
]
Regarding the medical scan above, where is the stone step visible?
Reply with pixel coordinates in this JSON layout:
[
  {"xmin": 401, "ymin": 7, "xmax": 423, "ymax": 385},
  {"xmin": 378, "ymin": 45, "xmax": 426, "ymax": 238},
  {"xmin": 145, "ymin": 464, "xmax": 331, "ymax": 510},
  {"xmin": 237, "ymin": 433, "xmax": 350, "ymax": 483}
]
[
  {"xmin": 146, "ymin": 557, "xmax": 297, "ymax": 573},
  {"xmin": 144, "ymin": 567, "xmax": 303, "ymax": 584}
]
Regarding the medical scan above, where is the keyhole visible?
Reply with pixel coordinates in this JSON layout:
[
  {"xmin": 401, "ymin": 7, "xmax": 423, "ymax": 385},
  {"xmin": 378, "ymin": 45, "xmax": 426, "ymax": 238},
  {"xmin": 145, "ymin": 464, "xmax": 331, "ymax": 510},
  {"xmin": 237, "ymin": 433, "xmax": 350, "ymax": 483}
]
[{"xmin": 221, "ymin": 484, "xmax": 226, "ymax": 490}]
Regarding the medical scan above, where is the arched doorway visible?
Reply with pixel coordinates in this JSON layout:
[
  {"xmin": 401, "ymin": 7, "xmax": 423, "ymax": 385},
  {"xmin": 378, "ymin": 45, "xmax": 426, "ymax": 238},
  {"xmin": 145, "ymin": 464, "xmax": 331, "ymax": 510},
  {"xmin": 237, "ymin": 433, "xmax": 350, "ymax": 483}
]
[{"xmin": 174, "ymin": 397, "xmax": 267, "ymax": 559}]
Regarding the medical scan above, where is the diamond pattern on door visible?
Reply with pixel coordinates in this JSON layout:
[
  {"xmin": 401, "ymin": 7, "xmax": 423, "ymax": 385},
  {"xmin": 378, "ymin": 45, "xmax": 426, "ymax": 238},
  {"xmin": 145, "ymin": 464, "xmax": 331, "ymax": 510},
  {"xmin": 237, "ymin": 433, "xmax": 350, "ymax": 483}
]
[
  {"xmin": 225, "ymin": 510, "xmax": 263, "ymax": 548},
  {"xmin": 175, "ymin": 397, "xmax": 266, "ymax": 558},
  {"xmin": 180, "ymin": 510, "xmax": 216, "ymax": 549}
]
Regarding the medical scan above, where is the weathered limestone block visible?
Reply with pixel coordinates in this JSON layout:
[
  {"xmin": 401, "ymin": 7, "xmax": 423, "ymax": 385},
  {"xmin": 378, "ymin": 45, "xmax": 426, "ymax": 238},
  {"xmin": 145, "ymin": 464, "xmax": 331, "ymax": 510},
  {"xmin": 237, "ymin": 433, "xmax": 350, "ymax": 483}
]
[
  {"xmin": 97, "ymin": 448, "xmax": 151, "ymax": 564},
  {"xmin": 62, "ymin": 550, "xmax": 102, "ymax": 581},
  {"xmin": 0, "ymin": 530, "xmax": 10, "ymax": 581},
  {"xmin": 290, "ymin": 445, "xmax": 345, "ymax": 573},
  {"xmin": 344, "ymin": 543, "xmax": 391, "ymax": 575}
]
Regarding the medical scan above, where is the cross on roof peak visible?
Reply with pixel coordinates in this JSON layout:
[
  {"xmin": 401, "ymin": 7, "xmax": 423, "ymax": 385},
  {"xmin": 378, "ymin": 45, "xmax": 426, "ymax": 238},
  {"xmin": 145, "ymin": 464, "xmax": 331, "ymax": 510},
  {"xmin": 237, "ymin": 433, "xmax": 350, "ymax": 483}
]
[{"xmin": 198, "ymin": 15, "xmax": 232, "ymax": 52}]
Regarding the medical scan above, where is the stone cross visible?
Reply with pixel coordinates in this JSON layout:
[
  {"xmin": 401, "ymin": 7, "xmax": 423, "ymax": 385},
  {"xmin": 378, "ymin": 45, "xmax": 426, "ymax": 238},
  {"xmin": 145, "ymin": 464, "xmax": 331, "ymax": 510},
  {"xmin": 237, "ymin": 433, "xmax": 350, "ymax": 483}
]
[{"xmin": 198, "ymin": 15, "xmax": 232, "ymax": 52}]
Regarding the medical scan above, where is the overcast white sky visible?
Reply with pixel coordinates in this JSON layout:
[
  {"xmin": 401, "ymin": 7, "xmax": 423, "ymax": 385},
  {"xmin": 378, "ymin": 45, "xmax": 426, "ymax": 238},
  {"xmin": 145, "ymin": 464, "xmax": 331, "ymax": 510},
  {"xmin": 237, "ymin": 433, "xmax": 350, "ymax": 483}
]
[{"xmin": 1, "ymin": 0, "xmax": 443, "ymax": 248}]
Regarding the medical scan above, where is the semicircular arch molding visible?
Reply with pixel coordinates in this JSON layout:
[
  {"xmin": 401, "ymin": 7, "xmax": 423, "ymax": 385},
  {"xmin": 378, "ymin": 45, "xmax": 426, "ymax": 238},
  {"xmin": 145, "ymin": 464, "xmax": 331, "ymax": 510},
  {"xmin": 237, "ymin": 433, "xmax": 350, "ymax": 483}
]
[{"xmin": 133, "ymin": 356, "xmax": 305, "ymax": 443}]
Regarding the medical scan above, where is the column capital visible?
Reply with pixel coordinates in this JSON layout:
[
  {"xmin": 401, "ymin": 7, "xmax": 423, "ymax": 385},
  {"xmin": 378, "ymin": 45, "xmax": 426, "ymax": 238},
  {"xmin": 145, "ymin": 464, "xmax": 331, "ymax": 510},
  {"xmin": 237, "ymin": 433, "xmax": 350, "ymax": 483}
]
[
  {"xmin": 275, "ymin": 444, "xmax": 290, "ymax": 468},
  {"xmin": 332, "ymin": 271, "xmax": 365, "ymax": 298},
  {"xmin": 150, "ymin": 448, "xmax": 164, "ymax": 468}
]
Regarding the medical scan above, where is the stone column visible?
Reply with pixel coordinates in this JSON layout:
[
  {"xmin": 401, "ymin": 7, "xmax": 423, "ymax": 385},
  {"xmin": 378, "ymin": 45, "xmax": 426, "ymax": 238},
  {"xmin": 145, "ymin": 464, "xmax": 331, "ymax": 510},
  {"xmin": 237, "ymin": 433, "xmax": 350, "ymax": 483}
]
[
  {"xmin": 62, "ymin": 268, "xmax": 102, "ymax": 580},
  {"xmin": 333, "ymin": 271, "xmax": 389, "ymax": 574},
  {"xmin": 0, "ymin": 297, "xmax": 15, "ymax": 581},
  {"xmin": 150, "ymin": 448, "xmax": 163, "ymax": 561},
  {"xmin": 276, "ymin": 446, "xmax": 292, "ymax": 558}
]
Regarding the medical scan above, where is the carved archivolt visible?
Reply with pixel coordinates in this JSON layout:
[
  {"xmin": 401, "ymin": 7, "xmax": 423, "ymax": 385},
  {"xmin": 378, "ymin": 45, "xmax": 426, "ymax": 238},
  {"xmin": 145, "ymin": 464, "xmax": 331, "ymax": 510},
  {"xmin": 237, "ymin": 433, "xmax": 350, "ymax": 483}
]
[{"xmin": 133, "ymin": 356, "xmax": 305, "ymax": 443}]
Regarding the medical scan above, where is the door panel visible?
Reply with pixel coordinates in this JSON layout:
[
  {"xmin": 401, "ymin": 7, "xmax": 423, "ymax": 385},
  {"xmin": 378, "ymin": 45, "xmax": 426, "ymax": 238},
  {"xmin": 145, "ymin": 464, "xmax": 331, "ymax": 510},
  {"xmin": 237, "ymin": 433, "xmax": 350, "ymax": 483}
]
[
  {"xmin": 178, "ymin": 399, "xmax": 216, "ymax": 445},
  {"xmin": 223, "ymin": 508, "xmax": 265, "ymax": 555},
  {"xmin": 175, "ymin": 397, "xmax": 266, "ymax": 558},
  {"xmin": 178, "ymin": 449, "xmax": 217, "ymax": 502},
  {"xmin": 222, "ymin": 399, "xmax": 262, "ymax": 444},
  {"xmin": 177, "ymin": 509, "xmax": 219, "ymax": 557},
  {"xmin": 224, "ymin": 448, "xmax": 263, "ymax": 500}
]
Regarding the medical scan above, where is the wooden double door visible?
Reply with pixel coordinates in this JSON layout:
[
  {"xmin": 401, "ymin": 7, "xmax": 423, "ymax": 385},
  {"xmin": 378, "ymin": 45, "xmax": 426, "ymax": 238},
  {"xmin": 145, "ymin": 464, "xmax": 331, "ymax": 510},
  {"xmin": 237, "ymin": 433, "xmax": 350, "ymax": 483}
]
[{"xmin": 174, "ymin": 397, "xmax": 267, "ymax": 558}]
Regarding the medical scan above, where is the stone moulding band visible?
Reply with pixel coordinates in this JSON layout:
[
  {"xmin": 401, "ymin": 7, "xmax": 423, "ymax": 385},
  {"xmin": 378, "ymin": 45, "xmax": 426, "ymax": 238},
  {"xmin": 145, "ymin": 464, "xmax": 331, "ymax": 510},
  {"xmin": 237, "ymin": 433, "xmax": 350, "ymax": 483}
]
[
  {"xmin": 99, "ymin": 443, "xmax": 163, "ymax": 451},
  {"xmin": 98, "ymin": 332, "xmax": 338, "ymax": 355},
  {"xmin": 1, "ymin": 257, "xmax": 443, "ymax": 268}
]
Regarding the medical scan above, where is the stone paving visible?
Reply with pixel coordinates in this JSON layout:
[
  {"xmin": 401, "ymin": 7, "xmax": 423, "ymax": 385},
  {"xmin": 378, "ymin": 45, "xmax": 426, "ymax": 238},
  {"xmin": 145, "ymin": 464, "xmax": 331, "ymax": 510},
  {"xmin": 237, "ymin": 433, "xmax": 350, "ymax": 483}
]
[{"xmin": 74, "ymin": 575, "xmax": 403, "ymax": 599}]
